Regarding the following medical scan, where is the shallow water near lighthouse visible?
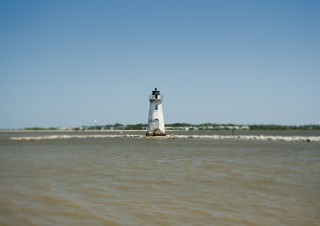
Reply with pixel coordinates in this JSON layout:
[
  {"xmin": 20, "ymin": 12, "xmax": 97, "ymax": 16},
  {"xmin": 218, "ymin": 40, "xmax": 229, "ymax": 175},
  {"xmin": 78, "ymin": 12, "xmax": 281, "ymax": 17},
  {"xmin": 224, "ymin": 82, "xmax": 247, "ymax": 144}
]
[{"xmin": 0, "ymin": 132, "xmax": 319, "ymax": 225}]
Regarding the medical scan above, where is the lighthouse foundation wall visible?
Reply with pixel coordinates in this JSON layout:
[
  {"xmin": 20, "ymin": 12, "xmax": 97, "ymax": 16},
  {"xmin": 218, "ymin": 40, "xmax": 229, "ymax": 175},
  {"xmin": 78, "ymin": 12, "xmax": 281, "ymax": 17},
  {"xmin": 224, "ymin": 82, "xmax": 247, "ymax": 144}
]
[{"xmin": 146, "ymin": 129, "xmax": 166, "ymax": 137}]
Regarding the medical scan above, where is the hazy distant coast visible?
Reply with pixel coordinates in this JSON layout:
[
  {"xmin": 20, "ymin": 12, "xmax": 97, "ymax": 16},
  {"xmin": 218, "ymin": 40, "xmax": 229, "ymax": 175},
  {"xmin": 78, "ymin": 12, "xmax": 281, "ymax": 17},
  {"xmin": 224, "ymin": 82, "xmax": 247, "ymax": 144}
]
[
  {"xmin": 4, "ymin": 123, "xmax": 320, "ymax": 142},
  {"xmin": 5, "ymin": 122, "xmax": 320, "ymax": 132}
]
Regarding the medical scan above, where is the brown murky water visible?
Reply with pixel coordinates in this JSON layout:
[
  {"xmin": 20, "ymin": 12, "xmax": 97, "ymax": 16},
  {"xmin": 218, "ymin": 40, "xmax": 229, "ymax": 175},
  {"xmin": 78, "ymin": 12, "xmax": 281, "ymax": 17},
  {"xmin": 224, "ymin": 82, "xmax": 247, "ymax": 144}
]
[{"xmin": 0, "ymin": 132, "xmax": 319, "ymax": 225}]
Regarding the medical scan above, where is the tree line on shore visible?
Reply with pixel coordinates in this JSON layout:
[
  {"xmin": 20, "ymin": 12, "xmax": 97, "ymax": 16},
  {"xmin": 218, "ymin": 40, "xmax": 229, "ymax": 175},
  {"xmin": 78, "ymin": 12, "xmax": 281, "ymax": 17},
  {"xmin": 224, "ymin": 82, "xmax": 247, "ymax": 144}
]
[{"xmin": 24, "ymin": 123, "xmax": 320, "ymax": 131}]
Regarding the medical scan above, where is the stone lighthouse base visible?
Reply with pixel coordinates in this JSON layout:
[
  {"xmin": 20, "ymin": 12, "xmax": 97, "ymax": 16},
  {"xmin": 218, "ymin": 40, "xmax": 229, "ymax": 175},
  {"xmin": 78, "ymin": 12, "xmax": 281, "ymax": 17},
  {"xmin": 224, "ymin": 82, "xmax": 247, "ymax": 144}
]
[{"xmin": 146, "ymin": 129, "xmax": 166, "ymax": 137}]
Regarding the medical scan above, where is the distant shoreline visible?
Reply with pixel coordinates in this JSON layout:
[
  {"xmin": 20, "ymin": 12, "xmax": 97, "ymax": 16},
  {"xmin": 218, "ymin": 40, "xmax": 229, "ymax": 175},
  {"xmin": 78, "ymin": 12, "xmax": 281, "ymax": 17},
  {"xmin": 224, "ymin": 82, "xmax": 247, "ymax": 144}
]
[
  {"xmin": 2, "ymin": 123, "xmax": 319, "ymax": 132},
  {"xmin": 1, "ymin": 129, "xmax": 320, "ymax": 133},
  {"xmin": 0, "ymin": 129, "xmax": 147, "ymax": 132}
]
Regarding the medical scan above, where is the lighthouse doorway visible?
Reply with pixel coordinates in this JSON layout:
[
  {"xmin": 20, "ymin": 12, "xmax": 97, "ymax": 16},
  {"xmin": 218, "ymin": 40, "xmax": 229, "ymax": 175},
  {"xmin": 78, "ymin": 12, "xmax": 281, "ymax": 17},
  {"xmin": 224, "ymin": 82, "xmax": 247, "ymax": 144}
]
[{"xmin": 154, "ymin": 119, "xmax": 159, "ymax": 129}]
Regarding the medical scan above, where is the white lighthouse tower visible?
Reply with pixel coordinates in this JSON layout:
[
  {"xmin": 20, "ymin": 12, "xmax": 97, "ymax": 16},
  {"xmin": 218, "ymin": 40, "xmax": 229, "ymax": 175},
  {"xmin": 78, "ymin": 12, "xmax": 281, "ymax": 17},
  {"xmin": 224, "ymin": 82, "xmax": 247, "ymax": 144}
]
[{"xmin": 146, "ymin": 88, "xmax": 166, "ymax": 136}]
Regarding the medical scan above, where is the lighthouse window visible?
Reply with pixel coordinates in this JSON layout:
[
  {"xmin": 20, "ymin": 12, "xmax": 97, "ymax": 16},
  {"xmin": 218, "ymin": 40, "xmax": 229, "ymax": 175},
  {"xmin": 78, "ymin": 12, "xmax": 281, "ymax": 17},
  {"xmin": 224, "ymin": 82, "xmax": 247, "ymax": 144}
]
[{"xmin": 155, "ymin": 105, "xmax": 158, "ymax": 110}]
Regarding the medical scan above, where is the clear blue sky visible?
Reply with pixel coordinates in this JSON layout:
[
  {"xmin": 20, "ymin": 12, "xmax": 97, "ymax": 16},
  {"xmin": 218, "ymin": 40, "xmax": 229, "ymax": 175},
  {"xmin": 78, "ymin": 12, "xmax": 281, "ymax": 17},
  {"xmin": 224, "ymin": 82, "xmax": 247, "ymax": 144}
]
[{"xmin": 1, "ymin": 0, "xmax": 319, "ymax": 129}]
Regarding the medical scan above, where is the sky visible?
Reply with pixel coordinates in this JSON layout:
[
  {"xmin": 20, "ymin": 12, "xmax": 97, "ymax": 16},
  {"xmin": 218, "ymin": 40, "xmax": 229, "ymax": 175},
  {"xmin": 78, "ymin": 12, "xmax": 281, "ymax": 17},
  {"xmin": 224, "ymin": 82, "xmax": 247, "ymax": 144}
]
[{"xmin": 0, "ymin": 0, "xmax": 319, "ymax": 129}]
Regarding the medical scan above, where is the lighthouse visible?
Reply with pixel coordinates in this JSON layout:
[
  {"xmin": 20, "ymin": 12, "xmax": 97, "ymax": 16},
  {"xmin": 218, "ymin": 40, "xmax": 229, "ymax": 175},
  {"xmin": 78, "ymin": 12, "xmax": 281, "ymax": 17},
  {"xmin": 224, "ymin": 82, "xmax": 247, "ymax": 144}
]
[{"xmin": 146, "ymin": 88, "xmax": 166, "ymax": 136}]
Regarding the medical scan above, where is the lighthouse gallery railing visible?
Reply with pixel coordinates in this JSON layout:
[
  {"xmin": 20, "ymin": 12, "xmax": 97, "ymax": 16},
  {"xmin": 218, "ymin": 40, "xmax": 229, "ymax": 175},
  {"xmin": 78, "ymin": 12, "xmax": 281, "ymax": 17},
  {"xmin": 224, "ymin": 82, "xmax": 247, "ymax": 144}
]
[{"xmin": 149, "ymin": 95, "xmax": 163, "ymax": 100}]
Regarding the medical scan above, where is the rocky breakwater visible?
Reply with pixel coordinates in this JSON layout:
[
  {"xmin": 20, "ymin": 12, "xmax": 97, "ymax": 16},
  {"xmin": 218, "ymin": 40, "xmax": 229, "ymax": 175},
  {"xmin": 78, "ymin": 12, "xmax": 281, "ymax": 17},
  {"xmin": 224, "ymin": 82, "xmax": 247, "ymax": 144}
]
[
  {"xmin": 9, "ymin": 134, "xmax": 144, "ymax": 141},
  {"xmin": 9, "ymin": 134, "xmax": 320, "ymax": 142},
  {"xmin": 165, "ymin": 134, "xmax": 320, "ymax": 142}
]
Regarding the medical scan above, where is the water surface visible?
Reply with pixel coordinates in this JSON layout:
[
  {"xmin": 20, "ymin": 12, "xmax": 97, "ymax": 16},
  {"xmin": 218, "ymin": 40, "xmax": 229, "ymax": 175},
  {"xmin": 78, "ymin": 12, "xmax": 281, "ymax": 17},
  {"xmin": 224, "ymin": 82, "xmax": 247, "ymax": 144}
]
[{"xmin": 0, "ymin": 132, "xmax": 319, "ymax": 225}]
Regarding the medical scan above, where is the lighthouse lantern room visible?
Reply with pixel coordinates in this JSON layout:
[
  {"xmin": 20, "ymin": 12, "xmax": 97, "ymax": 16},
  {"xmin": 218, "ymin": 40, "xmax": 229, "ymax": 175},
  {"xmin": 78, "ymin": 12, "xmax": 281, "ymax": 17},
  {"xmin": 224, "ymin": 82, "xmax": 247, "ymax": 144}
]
[{"xmin": 146, "ymin": 88, "xmax": 166, "ymax": 136}]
